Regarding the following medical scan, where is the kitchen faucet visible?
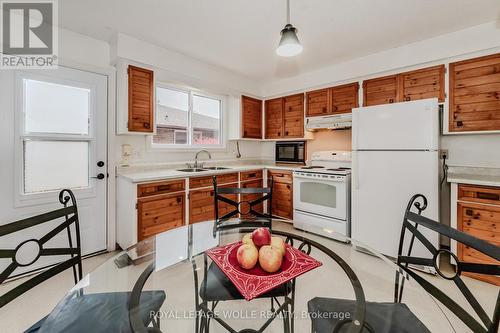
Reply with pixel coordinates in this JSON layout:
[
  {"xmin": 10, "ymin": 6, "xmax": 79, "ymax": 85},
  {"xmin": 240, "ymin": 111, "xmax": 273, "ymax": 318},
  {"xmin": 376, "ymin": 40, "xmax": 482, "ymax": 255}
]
[{"xmin": 193, "ymin": 149, "xmax": 212, "ymax": 169}]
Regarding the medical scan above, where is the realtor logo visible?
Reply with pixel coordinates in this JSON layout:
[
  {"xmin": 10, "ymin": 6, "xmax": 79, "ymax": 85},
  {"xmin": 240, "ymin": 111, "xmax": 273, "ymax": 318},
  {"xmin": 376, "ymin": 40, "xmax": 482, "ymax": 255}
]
[{"xmin": 1, "ymin": 0, "xmax": 58, "ymax": 68}]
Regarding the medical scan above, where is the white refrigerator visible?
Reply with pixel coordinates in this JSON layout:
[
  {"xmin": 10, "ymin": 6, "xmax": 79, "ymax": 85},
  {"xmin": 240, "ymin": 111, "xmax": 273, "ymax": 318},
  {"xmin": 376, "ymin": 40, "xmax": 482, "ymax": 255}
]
[{"xmin": 351, "ymin": 98, "xmax": 440, "ymax": 261}]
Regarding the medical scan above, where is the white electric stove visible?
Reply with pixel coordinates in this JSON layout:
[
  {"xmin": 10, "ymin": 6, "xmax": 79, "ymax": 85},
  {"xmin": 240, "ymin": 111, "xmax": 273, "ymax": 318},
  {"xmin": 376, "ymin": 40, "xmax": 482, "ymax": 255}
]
[{"xmin": 293, "ymin": 151, "xmax": 351, "ymax": 242}]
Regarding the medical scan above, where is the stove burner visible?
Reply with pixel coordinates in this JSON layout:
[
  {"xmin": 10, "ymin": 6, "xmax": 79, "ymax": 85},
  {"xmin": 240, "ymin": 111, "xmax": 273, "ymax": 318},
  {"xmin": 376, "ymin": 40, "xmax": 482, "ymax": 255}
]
[
  {"xmin": 301, "ymin": 166, "xmax": 325, "ymax": 170},
  {"xmin": 326, "ymin": 167, "xmax": 351, "ymax": 171}
]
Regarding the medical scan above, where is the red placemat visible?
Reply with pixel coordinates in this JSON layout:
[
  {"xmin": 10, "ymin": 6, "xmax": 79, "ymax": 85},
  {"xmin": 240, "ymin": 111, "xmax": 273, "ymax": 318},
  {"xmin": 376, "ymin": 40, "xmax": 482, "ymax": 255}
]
[{"xmin": 206, "ymin": 241, "xmax": 322, "ymax": 301}]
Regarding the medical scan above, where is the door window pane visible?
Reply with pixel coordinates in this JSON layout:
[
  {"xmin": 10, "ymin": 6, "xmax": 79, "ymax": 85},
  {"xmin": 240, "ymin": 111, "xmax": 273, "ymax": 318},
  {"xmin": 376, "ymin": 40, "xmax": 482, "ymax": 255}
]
[
  {"xmin": 153, "ymin": 87, "xmax": 189, "ymax": 144},
  {"xmin": 24, "ymin": 141, "xmax": 89, "ymax": 193},
  {"xmin": 192, "ymin": 95, "xmax": 221, "ymax": 145},
  {"xmin": 24, "ymin": 79, "xmax": 90, "ymax": 135},
  {"xmin": 300, "ymin": 182, "xmax": 337, "ymax": 208}
]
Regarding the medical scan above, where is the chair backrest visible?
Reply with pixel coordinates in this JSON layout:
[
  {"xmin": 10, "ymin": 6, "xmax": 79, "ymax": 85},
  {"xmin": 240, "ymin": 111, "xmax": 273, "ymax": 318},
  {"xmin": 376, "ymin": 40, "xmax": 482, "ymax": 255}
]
[
  {"xmin": 396, "ymin": 194, "xmax": 500, "ymax": 333},
  {"xmin": 0, "ymin": 189, "xmax": 83, "ymax": 308},
  {"xmin": 212, "ymin": 176, "xmax": 273, "ymax": 236}
]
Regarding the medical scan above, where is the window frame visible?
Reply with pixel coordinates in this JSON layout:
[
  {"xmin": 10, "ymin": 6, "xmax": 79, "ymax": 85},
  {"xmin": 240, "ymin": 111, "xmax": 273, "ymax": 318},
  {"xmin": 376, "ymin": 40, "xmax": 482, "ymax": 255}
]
[
  {"xmin": 14, "ymin": 71, "xmax": 98, "ymax": 206},
  {"xmin": 149, "ymin": 82, "xmax": 226, "ymax": 151}
]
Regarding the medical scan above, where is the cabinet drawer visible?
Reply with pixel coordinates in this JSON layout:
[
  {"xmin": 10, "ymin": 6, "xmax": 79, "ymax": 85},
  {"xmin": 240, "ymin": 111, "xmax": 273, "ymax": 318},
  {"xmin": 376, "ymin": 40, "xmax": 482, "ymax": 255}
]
[
  {"xmin": 137, "ymin": 179, "xmax": 185, "ymax": 197},
  {"xmin": 137, "ymin": 193, "xmax": 185, "ymax": 241},
  {"xmin": 240, "ymin": 170, "xmax": 263, "ymax": 181},
  {"xmin": 458, "ymin": 184, "xmax": 500, "ymax": 205},
  {"xmin": 189, "ymin": 172, "xmax": 239, "ymax": 189},
  {"xmin": 267, "ymin": 170, "xmax": 293, "ymax": 184}
]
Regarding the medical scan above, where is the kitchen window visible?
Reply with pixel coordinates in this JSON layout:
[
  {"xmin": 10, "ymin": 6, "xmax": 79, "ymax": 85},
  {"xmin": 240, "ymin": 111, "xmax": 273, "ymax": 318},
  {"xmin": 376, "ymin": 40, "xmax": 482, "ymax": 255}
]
[{"xmin": 152, "ymin": 85, "xmax": 224, "ymax": 148}]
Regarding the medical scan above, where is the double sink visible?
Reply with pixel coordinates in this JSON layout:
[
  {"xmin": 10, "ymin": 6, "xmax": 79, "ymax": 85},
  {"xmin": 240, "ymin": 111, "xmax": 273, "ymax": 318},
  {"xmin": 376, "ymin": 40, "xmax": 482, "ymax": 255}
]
[{"xmin": 177, "ymin": 166, "xmax": 231, "ymax": 173}]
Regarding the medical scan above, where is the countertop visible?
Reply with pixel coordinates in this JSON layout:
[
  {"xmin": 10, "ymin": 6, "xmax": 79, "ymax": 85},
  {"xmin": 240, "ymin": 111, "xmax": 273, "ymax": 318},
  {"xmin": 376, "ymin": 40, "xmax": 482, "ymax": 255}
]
[
  {"xmin": 118, "ymin": 163, "xmax": 302, "ymax": 183},
  {"xmin": 447, "ymin": 166, "xmax": 500, "ymax": 187}
]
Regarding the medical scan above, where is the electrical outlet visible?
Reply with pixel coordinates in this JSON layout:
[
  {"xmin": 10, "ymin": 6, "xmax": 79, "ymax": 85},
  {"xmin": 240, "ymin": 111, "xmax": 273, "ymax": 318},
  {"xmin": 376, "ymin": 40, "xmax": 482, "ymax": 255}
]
[{"xmin": 440, "ymin": 149, "xmax": 448, "ymax": 160}]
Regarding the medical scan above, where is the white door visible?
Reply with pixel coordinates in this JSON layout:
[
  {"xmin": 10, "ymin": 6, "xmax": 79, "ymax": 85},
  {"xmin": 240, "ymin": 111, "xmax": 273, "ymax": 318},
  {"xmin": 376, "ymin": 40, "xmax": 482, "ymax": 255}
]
[
  {"xmin": 352, "ymin": 98, "xmax": 439, "ymax": 150},
  {"xmin": 0, "ymin": 66, "xmax": 107, "ymax": 276},
  {"xmin": 351, "ymin": 150, "xmax": 439, "ymax": 259}
]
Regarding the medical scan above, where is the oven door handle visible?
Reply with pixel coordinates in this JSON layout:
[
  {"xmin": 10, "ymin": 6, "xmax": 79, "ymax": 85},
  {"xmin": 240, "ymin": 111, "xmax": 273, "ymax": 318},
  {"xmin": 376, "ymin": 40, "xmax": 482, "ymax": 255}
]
[{"xmin": 293, "ymin": 174, "xmax": 347, "ymax": 183}]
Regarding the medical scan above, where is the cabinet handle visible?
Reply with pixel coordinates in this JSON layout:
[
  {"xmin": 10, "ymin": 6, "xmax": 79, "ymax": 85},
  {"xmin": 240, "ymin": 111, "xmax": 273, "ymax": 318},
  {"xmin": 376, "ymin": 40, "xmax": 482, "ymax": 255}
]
[
  {"xmin": 210, "ymin": 191, "xmax": 214, "ymax": 197},
  {"xmin": 457, "ymin": 121, "xmax": 463, "ymax": 127},
  {"xmin": 389, "ymin": 99, "xmax": 394, "ymax": 103},
  {"xmin": 322, "ymin": 107, "xmax": 327, "ymax": 112},
  {"xmin": 405, "ymin": 97, "xmax": 411, "ymax": 101},
  {"xmin": 333, "ymin": 106, "xmax": 338, "ymax": 111},
  {"xmin": 176, "ymin": 197, "xmax": 181, "ymax": 203},
  {"xmin": 288, "ymin": 107, "xmax": 292, "ymax": 111},
  {"xmin": 143, "ymin": 122, "xmax": 150, "ymax": 129},
  {"xmin": 465, "ymin": 209, "xmax": 473, "ymax": 216},
  {"xmin": 244, "ymin": 130, "xmax": 247, "ymax": 136},
  {"xmin": 278, "ymin": 132, "xmax": 281, "ymax": 136},
  {"xmin": 249, "ymin": 173, "xmax": 256, "ymax": 178},
  {"xmin": 286, "ymin": 185, "xmax": 291, "ymax": 189},
  {"xmin": 477, "ymin": 192, "xmax": 500, "ymax": 201},
  {"xmin": 285, "ymin": 131, "xmax": 289, "ymax": 135}
]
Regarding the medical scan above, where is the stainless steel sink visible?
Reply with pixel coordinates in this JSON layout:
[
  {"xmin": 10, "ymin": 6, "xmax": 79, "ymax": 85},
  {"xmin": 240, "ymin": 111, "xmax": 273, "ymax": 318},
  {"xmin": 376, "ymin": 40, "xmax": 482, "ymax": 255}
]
[
  {"xmin": 203, "ymin": 167, "xmax": 231, "ymax": 170},
  {"xmin": 176, "ymin": 168, "xmax": 208, "ymax": 172}
]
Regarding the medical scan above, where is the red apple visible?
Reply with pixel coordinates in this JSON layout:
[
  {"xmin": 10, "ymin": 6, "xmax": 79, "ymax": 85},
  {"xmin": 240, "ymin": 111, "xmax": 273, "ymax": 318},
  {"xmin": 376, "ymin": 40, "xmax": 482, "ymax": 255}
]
[
  {"xmin": 252, "ymin": 228, "xmax": 271, "ymax": 248},
  {"xmin": 258, "ymin": 245, "xmax": 283, "ymax": 273},
  {"xmin": 237, "ymin": 244, "xmax": 258, "ymax": 270},
  {"xmin": 242, "ymin": 233, "xmax": 254, "ymax": 246},
  {"xmin": 270, "ymin": 236, "xmax": 286, "ymax": 257}
]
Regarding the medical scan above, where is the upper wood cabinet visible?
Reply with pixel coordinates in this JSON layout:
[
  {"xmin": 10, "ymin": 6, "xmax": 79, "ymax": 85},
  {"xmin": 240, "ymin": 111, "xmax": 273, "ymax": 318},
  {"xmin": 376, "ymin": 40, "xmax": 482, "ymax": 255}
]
[
  {"xmin": 331, "ymin": 83, "xmax": 359, "ymax": 114},
  {"xmin": 363, "ymin": 74, "xmax": 400, "ymax": 107},
  {"xmin": 265, "ymin": 94, "xmax": 304, "ymax": 139},
  {"xmin": 306, "ymin": 83, "xmax": 359, "ymax": 117},
  {"xmin": 400, "ymin": 65, "xmax": 445, "ymax": 103},
  {"xmin": 241, "ymin": 95, "xmax": 263, "ymax": 139},
  {"xmin": 128, "ymin": 65, "xmax": 154, "ymax": 132},
  {"xmin": 362, "ymin": 65, "xmax": 445, "ymax": 107},
  {"xmin": 265, "ymin": 97, "xmax": 284, "ymax": 139},
  {"xmin": 449, "ymin": 53, "xmax": 500, "ymax": 132},
  {"xmin": 283, "ymin": 93, "xmax": 304, "ymax": 138}
]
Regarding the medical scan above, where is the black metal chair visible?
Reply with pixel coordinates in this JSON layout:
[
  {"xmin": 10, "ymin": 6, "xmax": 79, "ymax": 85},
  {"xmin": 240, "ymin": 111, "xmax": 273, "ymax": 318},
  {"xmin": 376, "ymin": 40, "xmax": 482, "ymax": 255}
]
[
  {"xmin": 0, "ymin": 189, "xmax": 165, "ymax": 333},
  {"xmin": 212, "ymin": 175, "xmax": 273, "ymax": 237},
  {"xmin": 192, "ymin": 176, "xmax": 295, "ymax": 333},
  {"xmin": 396, "ymin": 194, "xmax": 500, "ymax": 333}
]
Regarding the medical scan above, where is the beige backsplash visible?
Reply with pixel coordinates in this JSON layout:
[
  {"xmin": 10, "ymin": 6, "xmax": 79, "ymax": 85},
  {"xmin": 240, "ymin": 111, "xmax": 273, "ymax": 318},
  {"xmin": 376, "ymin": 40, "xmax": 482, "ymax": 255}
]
[{"xmin": 306, "ymin": 129, "xmax": 352, "ymax": 161}]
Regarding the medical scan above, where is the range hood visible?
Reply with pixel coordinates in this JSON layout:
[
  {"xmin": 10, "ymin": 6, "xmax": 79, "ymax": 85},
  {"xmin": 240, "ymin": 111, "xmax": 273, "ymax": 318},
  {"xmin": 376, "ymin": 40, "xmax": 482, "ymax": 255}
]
[{"xmin": 306, "ymin": 113, "xmax": 352, "ymax": 131}]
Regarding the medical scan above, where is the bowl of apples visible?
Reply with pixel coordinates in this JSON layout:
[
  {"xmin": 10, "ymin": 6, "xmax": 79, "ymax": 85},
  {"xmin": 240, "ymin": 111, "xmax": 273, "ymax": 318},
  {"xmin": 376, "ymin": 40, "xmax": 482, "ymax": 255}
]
[{"xmin": 206, "ymin": 228, "xmax": 322, "ymax": 300}]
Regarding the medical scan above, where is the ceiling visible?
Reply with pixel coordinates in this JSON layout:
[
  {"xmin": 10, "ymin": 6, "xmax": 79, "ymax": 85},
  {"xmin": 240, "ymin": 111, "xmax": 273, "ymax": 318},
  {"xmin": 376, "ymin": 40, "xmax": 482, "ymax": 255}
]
[{"xmin": 59, "ymin": 0, "xmax": 500, "ymax": 82}]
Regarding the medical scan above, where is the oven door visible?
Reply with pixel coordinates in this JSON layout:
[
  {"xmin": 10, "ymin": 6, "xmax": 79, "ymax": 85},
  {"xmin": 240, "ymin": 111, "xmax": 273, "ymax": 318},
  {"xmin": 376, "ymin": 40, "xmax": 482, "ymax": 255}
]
[{"xmin": 293, "ymin": 174, "xmax": 347, "ymax": 220}]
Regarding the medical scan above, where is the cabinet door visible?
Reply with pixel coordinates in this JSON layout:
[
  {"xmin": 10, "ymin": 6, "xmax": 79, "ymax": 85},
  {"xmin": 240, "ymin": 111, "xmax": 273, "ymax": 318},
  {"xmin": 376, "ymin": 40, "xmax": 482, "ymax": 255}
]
[
  {"xmin": 265, "ymin": 98, "xmax": 284, "ymax": 139},
  {"xmin": 457, "ymin": 202, "xmax": 500, "ymax": 285},
  {"xmin": 137, "ymin": 192, "xmax": 184, "ymax": 241},
  {"xmin": 363, "ymin": 75, "xmax": 399, "ymax": 107},
  {"xmin": 128, "ymin": 65, "xmax": 154, "ymax": 132},
  {"xmin": 189, "ymin": 183, "xmax": 238, "ymax": 224},
  {"xmin": 241, "ymin": 95, "xmax": 262, "ymax": 139},
  {"xmin": 306, "ymin": 89, "xmax": 330, "ymax": 117},
  {"xmin": 283, "ymin": 93, "xmax": 304, "ymax": 138},
  {"xmin": 449, "ymin": 53, "xmax": 500, "ymax": 132},
  {"xmin": 331, "ymin": 82, "xmax": 359, "ymax": 114},
  {"xmin": 268, "ymin": 170, "xmax": 293, "ymax": 219},
  {"xmin": 401, "ymin": 65, "xmax": 445, "ymax": 103},
  {"xmin": 241, "ymin": 179, "xmax": 264, "ymax": 216}
]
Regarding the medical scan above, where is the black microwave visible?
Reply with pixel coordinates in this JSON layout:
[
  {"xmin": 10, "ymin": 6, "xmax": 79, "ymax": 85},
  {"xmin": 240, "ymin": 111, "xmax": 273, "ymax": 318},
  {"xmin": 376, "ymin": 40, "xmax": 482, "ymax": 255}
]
[{"xmin": 275, "ymin": 141, "xmax": 306, "ymax": 164}]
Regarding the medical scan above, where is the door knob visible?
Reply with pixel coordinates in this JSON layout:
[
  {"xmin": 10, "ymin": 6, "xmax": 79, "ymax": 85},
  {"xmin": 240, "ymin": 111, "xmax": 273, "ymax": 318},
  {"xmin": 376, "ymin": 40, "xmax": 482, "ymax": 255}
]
[{"xmin": 92, "ymin": 173, "xmax": 105, "ymax": 180}]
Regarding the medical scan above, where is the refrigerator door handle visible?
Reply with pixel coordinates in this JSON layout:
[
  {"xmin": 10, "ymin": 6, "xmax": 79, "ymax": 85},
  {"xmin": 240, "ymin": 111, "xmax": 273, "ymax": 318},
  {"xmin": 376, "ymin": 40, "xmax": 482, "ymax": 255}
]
[{"xmin": 352, "ymin": 151, "xmax": 359, "ymax": 190}]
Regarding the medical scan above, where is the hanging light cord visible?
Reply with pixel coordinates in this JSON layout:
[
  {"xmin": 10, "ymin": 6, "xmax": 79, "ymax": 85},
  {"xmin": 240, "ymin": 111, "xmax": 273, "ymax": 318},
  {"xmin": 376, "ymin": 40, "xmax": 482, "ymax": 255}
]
[{"xmin": 286, "ymin": 0, "xmax": 291, "ymax": 24}]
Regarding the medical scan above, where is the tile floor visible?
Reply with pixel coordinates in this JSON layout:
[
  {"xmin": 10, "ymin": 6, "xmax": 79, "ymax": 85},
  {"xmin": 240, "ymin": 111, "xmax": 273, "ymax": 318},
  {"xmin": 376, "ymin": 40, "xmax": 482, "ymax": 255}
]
[{"xmin": 0, "ymin": 221, "xmax": 497, "ymax": 333}]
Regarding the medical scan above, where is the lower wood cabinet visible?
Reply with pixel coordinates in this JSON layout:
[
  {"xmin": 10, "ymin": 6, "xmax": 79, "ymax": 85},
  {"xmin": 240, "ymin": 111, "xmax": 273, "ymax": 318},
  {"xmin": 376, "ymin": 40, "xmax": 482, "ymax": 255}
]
[
  {"xmin": 456, "ymin": 184, "xmax": 500, "ymax": 285},
  {"xmin": 267, "ymin": 170, "xmax": 293, "ymax": 220},
  {"xmin": 137, "ymin": 192, "xmax": 185, "ymax": 241},
  {"xmin": 189, "ymin": 183, "xmax": 238, "ymax": 224},
  {"xmin": 241, "ymin": 178, "xmax": 264, "ymax": 217}
]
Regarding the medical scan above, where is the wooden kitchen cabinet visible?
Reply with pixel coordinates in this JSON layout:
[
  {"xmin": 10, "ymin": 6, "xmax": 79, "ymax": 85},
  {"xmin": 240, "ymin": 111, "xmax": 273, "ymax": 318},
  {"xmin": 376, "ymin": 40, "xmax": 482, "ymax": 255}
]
[
  {"xmin": 363, "ymin": 74, "xmax": 400, "ymax": 107},
  {"xmin": 128, "ymin": 65, "xmax": 154, "ymax": 132},
  {"xmin": 456, "ymin": 184, "xmax": 500, "ymax": 285},
  {"xmin": 265, "ymin": 94, "xmax": 304, "ymax": 139},
  {"xmin": 241, "ymin": 95, "xmax": 263, "ymax": 139},
  {"xmin": 362, "ymin": 65, "xmax": 445, "ymax": 107},
  {"xmin": 449, "ymin": 53, "xmax": 500, "ymax": 132},
  {"xmin": 137, "ymin": 192, "xmax": 185, "ymax": 241},
  {"xmin": 331, "ymin": 82, "xmax": 359, "ymax": 114},
  {"xmin": 267, "ymin": 170, "xmax": 293, "ymax": 219},
  {"xmin": 283, "ymin": 93, "xmax": 304, "ymax": 138},
  {"xmin": 241, "ymin": 178, "xmax": 264, "ymax": 216},
  {"xmin": 189, "ymin": 183, "xmax": 238, "ymax": 224},
  {"xmin": 265, "ymin": 98, "xmax": 284, "ymax": 139},
  {"xmin": 306, "ymin": 88, "xmax": 329, "ymax": 117}
]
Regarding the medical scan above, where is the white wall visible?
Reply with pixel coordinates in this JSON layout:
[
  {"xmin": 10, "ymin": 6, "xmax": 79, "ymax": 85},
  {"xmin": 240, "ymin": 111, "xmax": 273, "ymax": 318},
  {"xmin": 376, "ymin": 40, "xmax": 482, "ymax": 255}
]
[{"xmin": 113, "ymin": 33, "xmax": 269, "ymax": 166}]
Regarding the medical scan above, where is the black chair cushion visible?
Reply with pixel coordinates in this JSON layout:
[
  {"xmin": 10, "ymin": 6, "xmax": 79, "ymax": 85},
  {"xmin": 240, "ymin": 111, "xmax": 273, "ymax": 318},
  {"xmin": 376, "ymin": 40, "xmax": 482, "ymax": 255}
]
[
  {"xmin": 200, "ymin": 262, "xmax": 291, "ymax": 301},
  {"xmin": 308, "ymin": 297, "xmax": 430, "ymax": 333},
  {"xmin": 33, "ymin": 291, "xmax": 165, "ymax": 333}
]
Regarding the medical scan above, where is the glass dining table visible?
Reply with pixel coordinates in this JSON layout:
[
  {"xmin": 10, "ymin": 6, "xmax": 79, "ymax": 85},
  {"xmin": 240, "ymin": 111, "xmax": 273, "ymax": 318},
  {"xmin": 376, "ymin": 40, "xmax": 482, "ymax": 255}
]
[{"xmin": 37, "ymin": 221, "xmax": 455, "ymax": 333}]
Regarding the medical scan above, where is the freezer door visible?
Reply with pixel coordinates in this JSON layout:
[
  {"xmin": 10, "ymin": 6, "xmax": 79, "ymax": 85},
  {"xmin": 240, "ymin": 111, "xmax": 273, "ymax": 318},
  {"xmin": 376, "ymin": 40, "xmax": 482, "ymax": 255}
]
[
  {"xmin": 351, "ymin": 150, "xmax": 439, "ymax": 259},
  {"xmin": 352, "ymin": 99, "xmax": 439, "ymax": 150}
]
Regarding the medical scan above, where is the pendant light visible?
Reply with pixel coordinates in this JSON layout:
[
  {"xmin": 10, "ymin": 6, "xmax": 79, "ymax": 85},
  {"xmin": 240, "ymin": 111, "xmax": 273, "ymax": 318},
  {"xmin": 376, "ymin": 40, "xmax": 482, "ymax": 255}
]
[{"xmin": 276, "ymin": 0, "xmax": 303, "ymax": 57}]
